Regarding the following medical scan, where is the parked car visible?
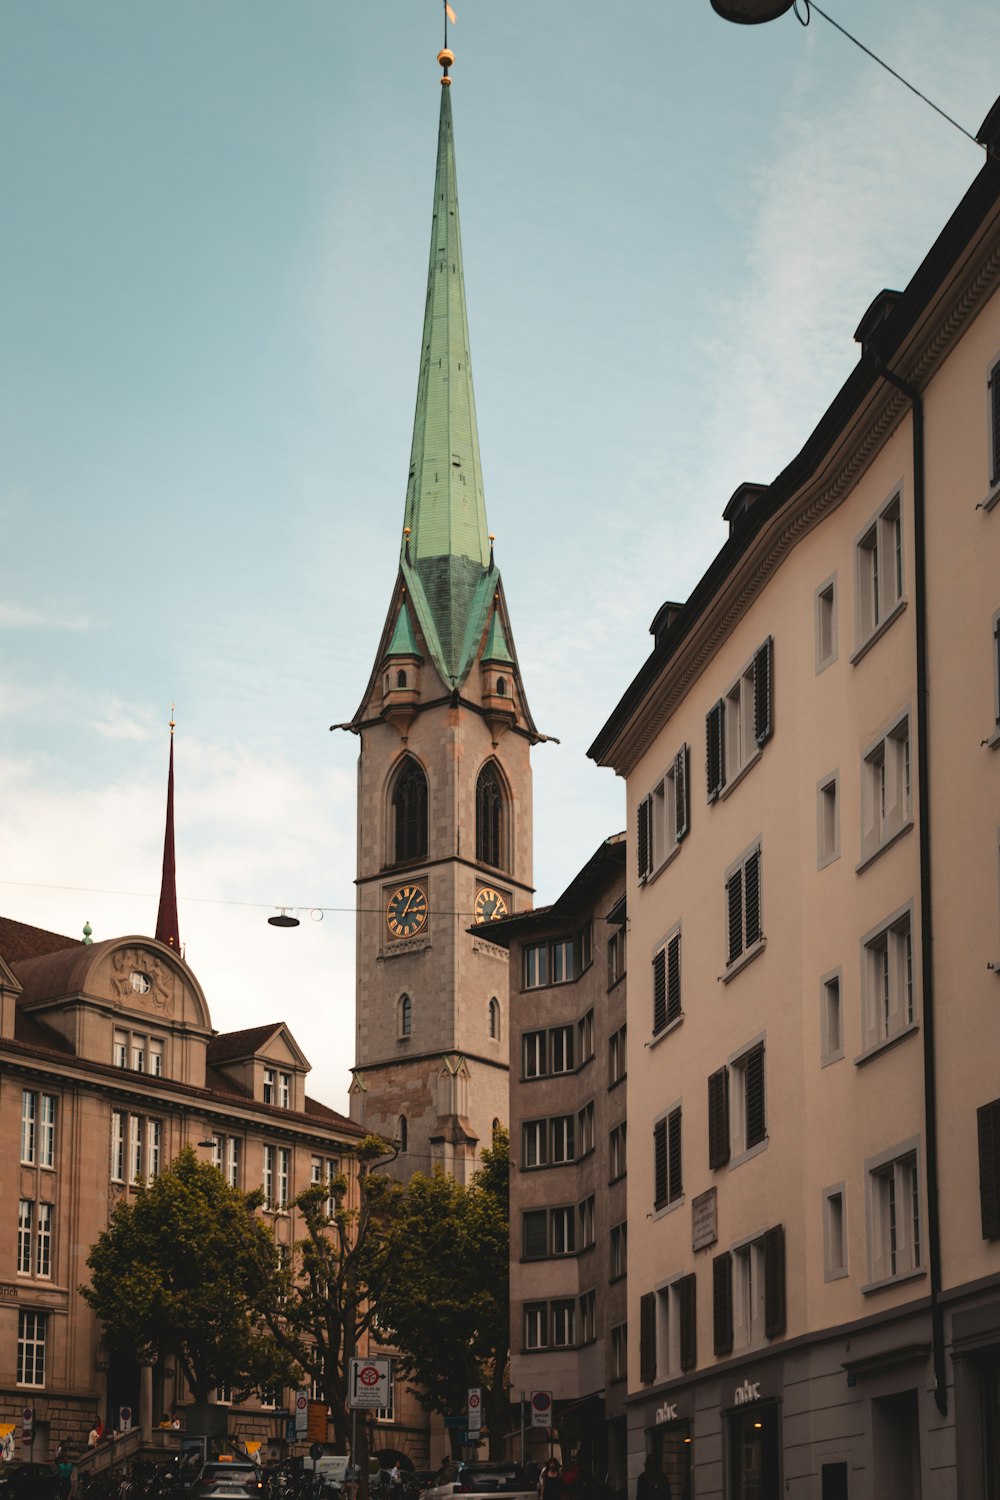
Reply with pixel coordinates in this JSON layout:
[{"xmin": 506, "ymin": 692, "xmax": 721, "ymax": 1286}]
[
  {"xmin": 0, "ymin": 1464, "xmax": 62, "ymax": 1500},
  {"xmin": 190, "ymin": 1463, "xmax": 263, "ymax": 1500},
  {"xmin": 421, "ymin": 1464, "xmax": 535, "ymax": 1500}
]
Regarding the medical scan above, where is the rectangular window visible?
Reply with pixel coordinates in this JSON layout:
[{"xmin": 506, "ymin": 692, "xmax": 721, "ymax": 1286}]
[
  {"xmin": 524, "ymin": 1303, "xmax": 547, "ymax": 1350},
  {"xmin": 611, "ymin": 1322, "xmax": 628, "ymax": 1380},
  {"xmin": 820, "ymin": 971, "xmax": 844, "ymax": 1066},
  {"xmin": 978, "ymin": 1097, "xmax": 1000, "ymax": 1239},
  {"xmin": 639, "ymin": 746, "xmax": 690, "ymax": 879},
  {"xmin": 21, "ymin": 1091, "xmax": 37, "ymax": 1165},
  {"xmin": 263, "ymin": 1068, "xmax": 275, "ymax": 1105},
  {"xmin": 734, "ymin": 1239, "xmax": 766, "ymax": 1348},
  {"xmin": 861, "ymin": 712, "xmax": 912, "ymax": 863},
  {"xmin": 310, "ymin": 1154, "xmax": 337, "ymax": 1214},
  {"xmin": 610, "ymin": 1221, "xmax": 627, "ymax": 1281},
  {"xmin": 263, "ymin": 1145, "xmax": 275, "ymax": 1209},
  {"xmin": 111, "ymin": 1111, "xmax": 126, "ymax": 1183},
  {"xmin": 523, "ymin": 1030, "xmax": 545, "ymax": 1078},
  {"xmin": 652, "ymin": 929, "xmax": 681, "ymax": 1035},
  {"xmin": 609, "ymin": 1024, "xmax": 627, "ymax": 1085},
  {"xmin": 523, "ymin": 1211, "xmax": 548, "ymax": 1260},
  {"xmin": 128, "ymin": 1115, "xmax": 142, "ymax": 1183},
  {"xmin": 227, "ymin": 1138, "xmax": 242, "ymax": 1190},
  {"xmin": 725, "ymin": 843, "xmax": 762, "ymax": 969},
  {"xmin": 114, "ymin": 1030, "xmax": 129, "ymax": 1068},
  {"xmin": 551, "ymin": 1207, "xmax": 576, "ymax": 1256},
  {"xmin": 551, "ymin": 1299, "xmax": 576, "ymax": 1347},
  {"xmin": 36, "ymin": 1204, "xmax": 52, "ymax": 1279},
  {"xmin": 992, "ymin": 609, "xmax": 1000, "ymax": 737},
  {"xmin": 707, "ymin": 639, "xmax": 773, "ymax": 800},
  {"xmin": 278, "ymin": 1072, "xmax": 291, "ymax": 1109},
  {"xmin": 856, "ymin": 493, "xmax": 904, "ymax": 645},
  {"xmin": 17, "ymin": 1201, "xmax": 33, "ymax": 1275},
  {"xmin": 990, "ymin": 355, "xmax": 1000, "ymax": 489},
  {"xmin": 551, "ymin": 1116, "xmax": 575, "ymax": 1164},
  {"xmin": 654, "ymin": 1275, "xmax": 697, "ymax": 1379},
  {"xmin": 577, "ymin": 1009, "xmax": 594, "ymax": 1062},
  {"xmin": 653, "ymin": 1106, "xmax": 683, "ymax": 1210},
  {"xmin": 815, "ymin": 576, "xmax": 837, "ymax": 672},
  {"xmin": 523, "ymin": 1208, "xmax": 576, "ymax": 1258},
  {"xmin": 577, "ymin": 922, "xmax": 593, "ymax": 973},
  {"xmin": 609, "ymin": 1122, "xmax": 627, "ymax": 1182},
  {"xmin": 607, "ymin": 928, "xmax": 626, "ymax": 988},
  {"xmin": 550, "ymin": 1026, "xmax": 574, "ymax": 1074},
  {"xmin": 551, "ymin": 939, "xmax": 575, "ymax": 984},
  {"xmin": 577, "ymin": 1102, "xmax": 595, "ymax": 1156},
  {"xmin": 522, "ymin": 1119, "xmax": 548, "ymax": 1169},
  {"xmin": 146, "ymin": 1120, "xmax": 162, "ymax": 1181},
  {"xmin": 726, "ymin": 1225, "xmax": 785, "ymax": 1347},
  {"xmin": 17, "ymin": 1310, "xmax": 46, "ymax": 1388},
  {"xmin": 824, "ymin": 1186, "xmax": 847, "ymax": 1280},
  {"xmin": 731, "ymin": 1042, "xmax": 766, "ymax": 1158},
  {"xmin": 149, "ymin": 1038, "xmax": 164, "ymax": 1077},
  {"xmin": 579, "ymin": 1195, "xmax": 596, "ymax": 1250},
  {"xmin": 862, "ymin": 909, "xmax": 915, "ymax": 1053},
  {"xmin": 817, "ymin": 773, "xmax": 840, "ymax": 868},
  {"xmin": 579, "ymin": 1289, "xmax": 596, "ymax": 1344},
  {"xmin": 132, "ymin": 1035, "xmax": 147, "ymax": 1072},
  {"xmin": 868, "ymin": 1147, "xmax": 921, "ymax": 1284},
  {"xmin": 39, "ymin": 1095, "xmax": 56, "ymax": 1169},
  {"xmin": 277, "ymin": 1147, "xmax": 291, "ymax": 1209},
  {"xmin": 523, "ymin": 944, "xmax": 548, "ymax": 990}
]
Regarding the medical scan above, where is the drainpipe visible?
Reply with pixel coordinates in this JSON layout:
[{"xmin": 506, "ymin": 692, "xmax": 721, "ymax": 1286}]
[{"xmin": 874, "ymin": 354, "xmax": 947, "ymax": 1417}]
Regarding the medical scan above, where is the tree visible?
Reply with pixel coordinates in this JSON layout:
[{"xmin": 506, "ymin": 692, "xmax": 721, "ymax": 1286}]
[
  {"xmin": 81, "ymin": 1145, "xmax": 294, "ymax": 1403},
  {"xmin": 374, "ymin": 1132, "xmax": 510, "ymax": 1458},
  {"xmin": 256, "ymin": 1135, "xmax": 399, "ymax": 1457}
]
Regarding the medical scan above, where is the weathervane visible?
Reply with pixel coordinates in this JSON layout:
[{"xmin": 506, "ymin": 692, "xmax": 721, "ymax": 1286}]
[{"xmin": 442, "ymin": 0, "xmax": 456, "ymax": 49}]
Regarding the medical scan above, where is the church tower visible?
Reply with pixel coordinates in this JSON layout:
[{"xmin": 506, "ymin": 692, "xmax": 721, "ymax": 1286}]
[{"xmin": 344, "ymin": 47, "xmax": 538, "ymax": 1183}]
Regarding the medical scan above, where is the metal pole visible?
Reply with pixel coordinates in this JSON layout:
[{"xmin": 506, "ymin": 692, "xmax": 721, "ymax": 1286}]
[
  {"xmin": 351, "ymin": 1409, "xmax": 357, "ymax": 1500},
  {"xmin": 519, "ymin": 1394, "xmax": 524, "ymax": 1466}
]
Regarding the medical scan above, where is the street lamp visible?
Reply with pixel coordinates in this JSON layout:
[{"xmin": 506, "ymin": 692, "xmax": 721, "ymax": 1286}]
[{"xmin": 710, "ymin": 0, "xmax": 794, "ymax": 20}]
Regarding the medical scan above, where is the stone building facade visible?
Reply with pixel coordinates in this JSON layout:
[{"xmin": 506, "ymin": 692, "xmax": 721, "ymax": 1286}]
[
  {"xmin": 0, "ymin": 915, "xmax": 362, "ymax": 1462},
  {"xmin": 487, "ymin": 838, "xmax": 628, "ymax": 1487},
  {"xmin": 589, "ymin": 95, "xmax": 1000, "ymax": 1500}
]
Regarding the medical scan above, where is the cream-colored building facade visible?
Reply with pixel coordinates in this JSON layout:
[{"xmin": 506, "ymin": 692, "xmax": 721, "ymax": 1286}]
[
  {"xmin": 590, "ymin": 98, "xmax": 1000, "ymax": 1499},
  {"xmin": 0, "ymin": 915, "xmax": 362, "ymax": 1461}
]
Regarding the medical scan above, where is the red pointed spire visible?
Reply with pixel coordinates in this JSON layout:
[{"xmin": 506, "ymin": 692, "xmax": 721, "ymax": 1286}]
[{"xmin": 155, "ymin": 713, "xmax": 180, "ymax": 951}]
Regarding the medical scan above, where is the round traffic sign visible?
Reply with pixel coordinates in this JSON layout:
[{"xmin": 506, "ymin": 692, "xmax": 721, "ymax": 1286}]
[
  {"xmin": 120, "ymin": 1408, "xmax": 132, "ymax": 1422},
  {"xmin": 468, "ymin": 1394, "xmax": 481, "ymax": 1410},
  {"xmin": 22, "ymin": 1410, "xmax": 33, "ymax": 1423},
  {"xmin": 310, "ymin": 1445, "xmax": 324, "ymax": 1463},
  {"xmin": 530, "ymin": 1392, "xmax": 551, "ymax": 1413},
  {"xmin": 359, "ymin": 1365, "xmax": 381, "ymax": 1387},
  {"xmin": 296, "ymin": 1394, "xmax": 308, "ymax": 1411}
]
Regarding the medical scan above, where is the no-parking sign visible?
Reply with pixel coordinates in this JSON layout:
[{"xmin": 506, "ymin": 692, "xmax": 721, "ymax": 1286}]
[{"xmin": 530, "ymin": 1391, "xmax": 552, "ymax": 1429}]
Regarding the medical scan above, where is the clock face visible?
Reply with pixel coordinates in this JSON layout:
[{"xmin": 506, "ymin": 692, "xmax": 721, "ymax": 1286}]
[
  {"xmin": 475, "ymin": 887, "xmax": 509, "ymax": 924},
  {"xmin": 386, "ymin": 884, "xmax": 428, "ymax": 939}
]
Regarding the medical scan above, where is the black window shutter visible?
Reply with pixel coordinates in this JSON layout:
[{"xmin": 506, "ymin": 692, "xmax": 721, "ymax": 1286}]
[
  {"xmin": 653, "ymin": 1118, "xmax": 667, "ymax": 1209},
  {"xmin": 745, "ymin": 1043, "xmax": 766, "ymax": 1148},
  {"xmin": 764, "ymin": 1224, "xmax": 786, "ymax": 1337},
  {"xmin": 639, "ymin": 1291, "xmax": 657, "ymax": 1383},
  {"xmin": 637, "ymin": 797, "xmax": 651, "ymax": 881},
  {"xmin": 667, "ymin": 933, "xmax": 681, "ymax": 1023},
  {"xmin": 678, "ymin": 1273, "xmax": 697, "ymax": 1371},
  {"xmin": 744, "ymin": 849, "xmax": 761, "ymax": 948},
  {"xmin": 674, "ymin": 744, "xmax": 689, "ymax": 841},
  {"xmin": 706, "ymin": 700, "xmax": 726, "ymax": 802},
  {"xmin": 991, "ymin": 359, "xmax": 1000, "ymax": 486},
  {"xmin": 652, "ymin": 948, "xmax": 667, "ymax": 1035},
  {"xmin": 708, "ymin": 1068, "xmax": 730, "ymax": 1169},
  {"xmin": 978, "ymin": 1098, "xmax": 1000, "ymax": 1238},
  {"xmin": 713, "ymin": 1252, "xmax": 733, "ymax": 1356},
  {"xmin": 668, "ymin": 1107, "xmax": 682, "ymax": 1204},
  {"xmin": 754, "ymin": 636, "xmax": 773, "ymax": 746},
  {"xmin": 727, "ymin": 871, "xmax": 744, "ymax": 965}
]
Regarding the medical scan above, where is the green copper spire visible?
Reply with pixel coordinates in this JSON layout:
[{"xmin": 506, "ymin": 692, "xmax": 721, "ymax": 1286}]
[
  {"xmin": 385, "ymin": 599, "xmax": 421, "ymax": 658},
  {"xmin": 401, "ymin": 71, "xmax": 496, "ymax": 688}
]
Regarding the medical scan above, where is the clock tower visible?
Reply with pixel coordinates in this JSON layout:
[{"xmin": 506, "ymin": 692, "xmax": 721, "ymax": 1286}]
[{"xmin": 341, "ymin": 48, "xmax": 539, "ymax": 1182}]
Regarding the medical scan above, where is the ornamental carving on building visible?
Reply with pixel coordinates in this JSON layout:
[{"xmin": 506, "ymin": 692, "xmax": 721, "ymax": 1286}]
[{"xmin": 110, "ymin": 948, "xmax": 169, "ymax": 1011}]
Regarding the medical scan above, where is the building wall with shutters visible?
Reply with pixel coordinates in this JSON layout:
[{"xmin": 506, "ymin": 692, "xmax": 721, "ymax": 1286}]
[{"xmin": 590, "ymin": 97, "xmax": 1000, "ymax": 1500}]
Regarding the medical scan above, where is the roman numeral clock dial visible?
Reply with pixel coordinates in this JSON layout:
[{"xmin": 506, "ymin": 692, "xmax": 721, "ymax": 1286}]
[{"xmin": 385, "ymin": 884, "xmax": 428, "ymax": 939}]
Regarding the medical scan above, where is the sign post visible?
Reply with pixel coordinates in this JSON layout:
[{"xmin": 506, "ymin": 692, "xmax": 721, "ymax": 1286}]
[
  {"xmin": 530, "ymin": 1392, "xmax": 552, "ymax": 1429},
  {"xmin": 295, "ymin": 1391, "xmax": 309, "ymax": 1439},
  {"xmin": 467, "ymin": 1389, "xmax": 482, "ymax": 1436},
  {"xmin": 21, "ymin": 1409, "xmax": 33, "ymax": 1451},
  {"xmin": 348, "ymin": 1357, "xmax": 392, "ymax": 1411}
]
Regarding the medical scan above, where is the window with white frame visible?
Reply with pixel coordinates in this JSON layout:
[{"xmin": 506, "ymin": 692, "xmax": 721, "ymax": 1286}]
[
  {"xmin": 110, "ymin": 1111, "xmax": 161, "ymax": 1184},
  {"xmin": 653, "ymin": 1105, "xmax": 683, "ymax": 1211},
  {"xmin": 861, "ymin": 711, "xmax": 911, "ymax": 863},
  {"xmin": 724, "ymin": 842, "xmax": 762, "ymax": 969},
  {"xmin": 36, "ymin": 1204, "xmax": 52, "ymax": 1279},
  {"xmin": 713, "ymin": 1229, "xmax": 785, "ymax": 1356},
  {"xmin": 551, "ymin": 1299, "xmax": 576, "ymax": 1347},
  {"xmin": 817, "ymin": 772, "xmax": 840, "ymax": 868},
  {"xmin": 856, "ymin": 493, "xmax": 904, "ymax": 645},
  {"xmin": 277, "ymin": 1147, "xmax": 291, "ymax": 1207},
  {"xmin": 263, "ymin": 1068, "xmax": 276, "ymax": 1105},
  {"xmin": 607, "ymin": 927, "xmax": 626, "ymax": 988},
  {"xmin": 17, "ymin": 1310, "xmax": 46, "ymax": 1388},
  {"xmin": 609, "ymin": 1122, "xmax": 627, "ymax": 1181},
  {"xmin": 522, "ymin": 1206, "xmax": 576, "ymax": 1259},
  {"xmin": 823, "ymin": 1185, "xmax": 847, "ymax": 1280},
  {"xmin": 654, "ymin": 1276, "xmax": 696, "ymax": 1378},
  {"xmin": 988, "ymin": 354, "xmax": 1000, "ymax": 492},
  {"xmin": 551, "ymin": 1116, "xmax": 575, "ymax": 1164},
  {"xmin": 578, "ymin": 1008, "xmax": 594, "ymax": 1063},
  {"xmin": 522, "ymin": 1120, "xmax": 548, "ymax": 1169},
  {"xmin": 278, "ymin": 1073, "xmax": 291, "ymax": 1109},
  {"xmin": 213, "ymin": 1135, "xmax": 242, "ymax": 1188},
  {"xmin": 17, "ymin": 1201, "xmax": 33, "ymax": 1275},
  {"xmin": 522, "ymin": 1024, "xmax": 574, "ymax": 1078},
  {"xmin": 610, "ymin": 1221, "xmax": 627, "ymax": 1281},
  {"xmin": 579, "ymin": 1289, "xmax": 596, "ymax": 1344},
  {"xmin": 578, "ymin": 1195, "xmax": 596, "ymax": 1250},
  {"xmin": 708, "ymin": 1041, "xmax": 766, "ymax": 1166},
  {"xmin": 522, "ymin": 943, "xmax": 548, "ymax": 990},
  {"xmin": 609, "ymin": 1024, "xmax": 627, "ymax": 1085},
  {"xmin": 861, "ymin": 908, "xmax": 915, "ymax": 1054},
  {"xmin": 815, "ymin": 575, "xmax": 838, "ymax": 672},
  {"xmin": 652, "ymin": 928, "xmax": 681, "ymax": 1035},
  {"xmin": 866, "ymin": 1143, "xmax": 922, "ymax": 1286},
  {"xmin": 21, "ymin": 1091, "xmax": 57, "ymax": 1168},
  {"xmin": 263, "ymin": 1144, "xmax": 276, "ymax": 1208},
  {"xmin": 577, "ymin": 1101, "xmax": 595, "ymax": 1156},
  {"xmin": 611, "ymin": 1322, "xmax": 627, "ymax": 1379},
  {"xmin": 637, "ymin": 744, "xmax": 690, "ymax": 881},
  {"xmin": 523, "ymin": 1303, "xmax": 547, "ymax": 1350},
  {"xmin": 706, "ymin": 639, "xmax": 773, "ymax": 801},
  {"xmin": 551, "ymin": 939, "xmax": 575, "ymax": 984},
  {"xmin": 311, "ymin": 1155, "xmax": 340, "ymax": 1217},
  {"xmin": 734, "ymin": 1238, "xmax": 766, "ymax": 1348},
  {"xmin": 550, "ymin": 1026, "xmax": 574, "ymax": 1073},
  {"xmin": 820, "ymin": 970, "xmax": 844, "ymax": 1066}
]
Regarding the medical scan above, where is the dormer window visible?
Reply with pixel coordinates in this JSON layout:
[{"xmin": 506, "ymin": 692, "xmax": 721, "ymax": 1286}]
[
  {"xmin": 263, "ymin": 1068, "xmax": 275, "ymax": 1104},
  {"xmin": 279, "ymin": 1072, "xmax": 291, "ymax": 1109},
  {"xmin": 114, "ymin": 1029, "xmax": 164, "ymax": 1077},
  {"xmin": 264, "ymin": 1068, "xmax": 291, "ymax": 1108}
]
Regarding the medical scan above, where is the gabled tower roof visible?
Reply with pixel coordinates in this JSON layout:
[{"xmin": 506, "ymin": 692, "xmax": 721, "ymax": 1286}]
[{"xmin": 400, "ymin": 63, "xmax": 498, "ymax": 688}]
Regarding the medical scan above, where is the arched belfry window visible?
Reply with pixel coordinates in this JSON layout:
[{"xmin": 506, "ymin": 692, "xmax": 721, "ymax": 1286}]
[
  {"xmin": 488, "ymin": 996, "xmax": 500, "ymax": 1041},
  {"xmin": 398, "ymin": 994, "xmax": 412, "ymax": 1038},
  {"xmin": 476, "ymin": 761, "xmax": 507, "ymax": 871},
  {"xmin": 398, "ymin": 1115, "xmax": 408, "ymax": 1153},
  {"xmin": 391, "ymin": 757, "xmax": 427, "ymax": 865}
]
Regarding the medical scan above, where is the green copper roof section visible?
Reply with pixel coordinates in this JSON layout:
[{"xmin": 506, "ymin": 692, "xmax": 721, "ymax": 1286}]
[
  {"xmin": 482, "ymin": 608, "xmax": 514, "ymax": 664},
  {"xmin": 384, "ymin": 599, "xmax": 421, "ymax": 658},
  {"xmin": 400, "ymin": 81, "xmax": 492, "ymax": 687}
]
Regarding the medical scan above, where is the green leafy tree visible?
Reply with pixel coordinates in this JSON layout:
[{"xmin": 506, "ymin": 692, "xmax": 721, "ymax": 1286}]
[
  {"xmin": 256, "ymin": 1135, "xmax": 399, "ymax": 1459},
  {"xmin": 81, "ymin": 1145, "xmax": 295, "ymax": 1403},
  {"xmin": 374, "ymin": 1132, "xmax": 510, "ymax": 1458}
]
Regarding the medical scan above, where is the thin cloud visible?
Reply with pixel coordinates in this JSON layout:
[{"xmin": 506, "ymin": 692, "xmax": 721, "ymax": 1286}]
[{"xmin": 0, "ymin": 600, "xmax": 93, "ymax": 632}]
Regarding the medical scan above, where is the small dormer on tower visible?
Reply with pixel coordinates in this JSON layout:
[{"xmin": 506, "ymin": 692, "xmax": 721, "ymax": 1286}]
[
  {"xmin": 381, "ymin": 588, "xmax": 424, "ymax": 740},
  {"xmin": 480, "ymin": 598, "xmax": 519, "ymax": 744}
]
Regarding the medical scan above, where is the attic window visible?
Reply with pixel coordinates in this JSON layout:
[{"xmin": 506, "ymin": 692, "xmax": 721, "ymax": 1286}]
[
  {"xmin": 496, "ymin": 677, "xmax": 508, "ymax": 697},
  {"xmin": 130, "ymin": 972, "xmax": 151, "ymax": 995},
  {"xmin": 397, "ymin": 670, "xmax": 408, "ymax": 689}
]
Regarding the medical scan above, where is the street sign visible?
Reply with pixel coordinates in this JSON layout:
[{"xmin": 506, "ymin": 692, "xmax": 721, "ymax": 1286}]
[
  {"xmin": 295, "ymin": 1390, "xmax": 309, "ymax": 1438},
  {"xmin": 530, "ymin": 1391, "xmax": 552, "ymax": 1429},
  {"xmin": 467, "ymin": 1389, "xmax": 482, "ymax": 1434},
  {"xmin": 120, "ymin": 1407, "xmax": 132, "ymax": 1434},
  {"xmin": 21, "ymin": 1410, "xmax": 33, "ymax": 1449},
  {"xmin": 348, "ymin": 1357, "xmax": 392, "ymax": 1410}
]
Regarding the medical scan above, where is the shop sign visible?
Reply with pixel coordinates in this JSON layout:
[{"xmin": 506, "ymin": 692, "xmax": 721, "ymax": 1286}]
[
  {"xmin": 733, "ymin": 1379, "xmax": 762, "ymax": 1406},
  {"xmin": 655, "ymin": 1403, "xmax": 678, "ymax": 1424},
  {"xmin": 691, "ymin": 1189, "xmax": 717, "ymax": 1252}
]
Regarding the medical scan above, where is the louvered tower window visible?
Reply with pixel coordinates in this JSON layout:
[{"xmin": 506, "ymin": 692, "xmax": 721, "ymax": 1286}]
[
  {"xmin": 392, "ymin": 759, "xmax": 428, "ymax": 864},
  {"xmin": 476, "ymin": 761, "xmax": 506, "ymax": 869}
]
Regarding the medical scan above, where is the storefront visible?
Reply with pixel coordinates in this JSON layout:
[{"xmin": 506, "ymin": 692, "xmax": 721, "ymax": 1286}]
[
  {"xmin": 645, "ymin": 1393, "xmax": 694, "ymax": 1500},
  {"xmin": 720, "ymin": 1370, "xmax": 781, "ymax": 1500}
]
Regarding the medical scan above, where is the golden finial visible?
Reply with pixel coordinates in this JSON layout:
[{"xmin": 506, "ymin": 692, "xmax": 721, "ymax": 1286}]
[
  {"xmin": 438, "ymin": 48, "xmax": 454, "ymax": 86},
  {"xmin": 403, "ymin": 526, "xmax": 411, "ymax": 538},
  {"xmin": 169, "ymin": 702, "xmax": 175, "ymax": 735}
]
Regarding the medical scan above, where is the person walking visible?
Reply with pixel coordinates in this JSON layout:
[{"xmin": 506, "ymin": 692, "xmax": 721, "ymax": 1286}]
[
  {"xmin": 540, "ymin": 1460, "xmax": 562, "ymax": 1500},
  {"xmin": 635, "ymin": 1456, "xmax": 671, "ymax": 1500}
]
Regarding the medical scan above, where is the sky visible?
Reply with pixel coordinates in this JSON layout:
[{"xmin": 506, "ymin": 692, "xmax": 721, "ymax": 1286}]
[{"xmin": 2, "ymin": 0, "xmax": 999, "ymax": 1113}]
